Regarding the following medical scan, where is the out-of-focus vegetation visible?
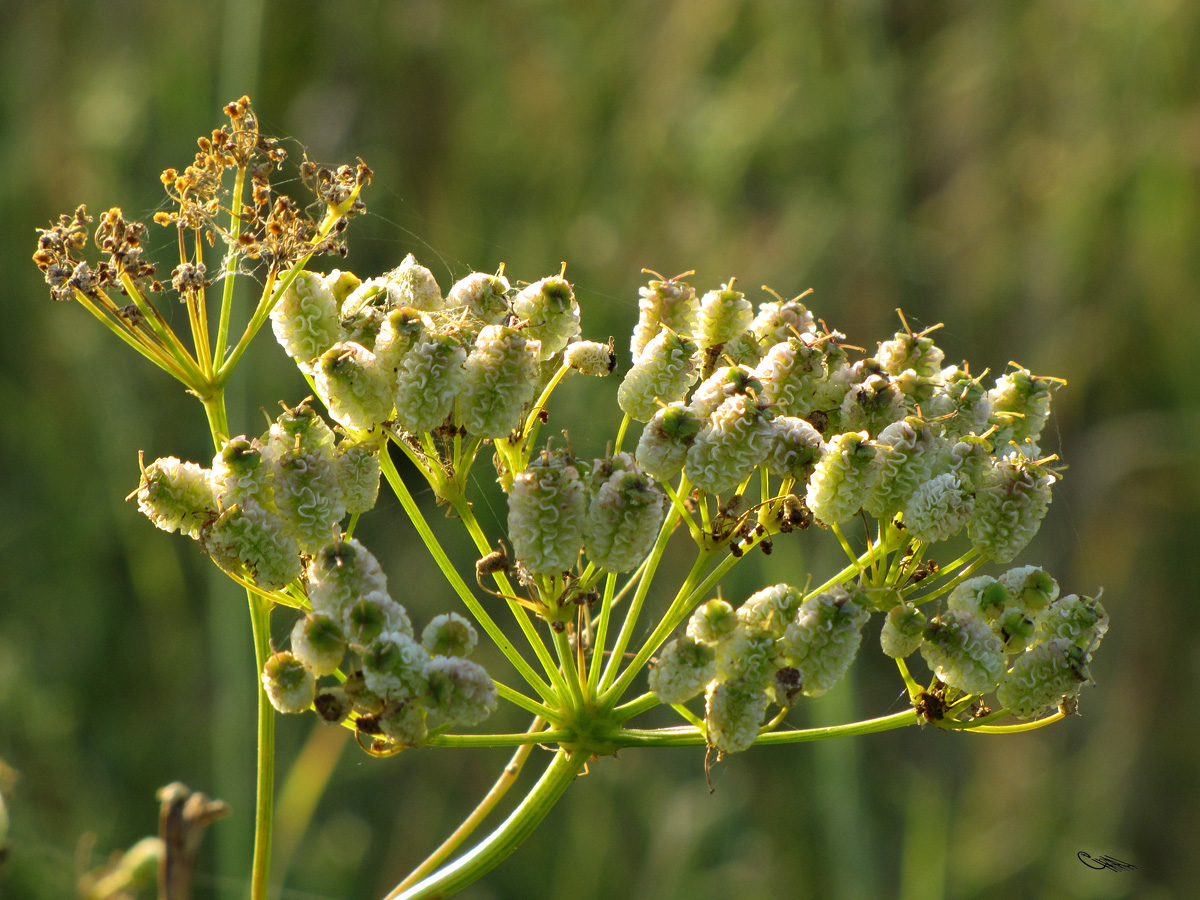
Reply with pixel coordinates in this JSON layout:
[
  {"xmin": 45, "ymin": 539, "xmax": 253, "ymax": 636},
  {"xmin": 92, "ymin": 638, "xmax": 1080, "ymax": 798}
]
[{"xmin": 2, "ymin": 1, "xmax": 1198, "ymax": 898}]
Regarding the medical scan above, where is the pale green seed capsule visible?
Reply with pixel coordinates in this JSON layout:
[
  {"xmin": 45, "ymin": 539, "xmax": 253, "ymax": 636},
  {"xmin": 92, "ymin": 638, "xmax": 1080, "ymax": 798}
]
[
  {"xmin": 969, "ymin": 455, "xmax": 1055, "ymax": 563},
  {"xmin": 1037, "ymin": 593, "xmax": 1108, "ymax": 654},
  {"xmin": 993, "ymin": 607, "xmax": 1036, "ymax": 654},
  {"xmin": 715, "ymin": 625, "xmax": 777, "ymax": 687},
  {"xmin": 307, "ymin": 538, "xmax": 390, "ymax": 620},
  {"xmin": 649, "ymin": 635, "xmax": 717, "ymax": 704},
  {"xmin": 839, "ymin": 372, "xmax": 905, "ymax": 436},
  {"xmin": 697, "ymin": 282, "xmax": 753, "ymax": 350},
  {"xmin": 686, "ymin": 599, "xmax": 739, "ymax": 646},
  {"xmin": 393, "ymin": 333, "xmax": 467, "ymax": 434},
  {"xmin": 136, "ymin": 456, "xmax": 216, "ymax": 539},
  {"xmin": 446, "ymin": 271, "xmax": 511, "ymax": 325},
  {"xmin": 781, "ymin": 588, "xmax": 870, "ymax": 696},
  {"xmin": 271, "ymin": 445, "xmax": 346, "ymax": 553},
  {"xmin": 705, "ymin": 681, "xmax": 770, "ymax": 753},
  {"xmin": 513, "ymin": 275, "xmax": 581, "ymax": 362},
  {"xmin": 997, "ymin": 565, "xmax": 1059, "ymax": 616},
  {"xmin": 382, "ymin": 253, "xmax": 444, "ymax": 311},
  {"xmin": 630, "ymin": 276, "xmax": 699, "ymax": 362},
  {"xmin": 202, "ymin": 499, "xmax": 301, "ymax": 590},
  {"xmin": 459, "ymin": 325, "xmax": 540, "ymax": 438},
  {"xmin": 617, "ymin": 329, "xmax": 700, "ymax": 423},
  {"xmin": 765, "ymin": 415, "xmax": 823, "ymax": 483},
  {"xmin": 338, "ymin": 282, "xmax": 391, "ymax": 351},
  {"xmin": 926, "ymin": 366, "xmax": 992, "ymax": 439},
  {"xmin": 997, "ymin": 638, "xmax": 1088, "ymax": 719},
  {"xmin": 754, "ymin": 335, "xmax": 828, "ymax": 418},
  {"xmin": 805, "ymin": 431, "xmax": 876, "ymax": 526},
  {"xmin": 864, "ymin": 418, "xmax": 941, "ymax": 521},
  {"xmin": 903, "ymin": 473, "xmax": 974, "ymax": 544},
  {"xmin": 689, "ymin": 365, "xmax": 762, "ymax": 418},
  {"xmin": 267, "ymin": 401, "xmax": 337, "ymax": 459},
  {"xmin": 362, "ymin": 631, "xmax": 431, "ymax": 702},
  {"xmin": 291, "ymin": 612, "xmax": 347, "ymax": 676},
  {"xmin": 584, "ymin": 463, "xmax": 666, "ymax": 573},
  {"xmin": 989, "ymin": 366, "xmax": 1054, "ymax": 448},
  {"xmin": 314, "ymin": 341, "xmax": 395, "ymax": 432},
  {"xmin": 378, "ymin": 703, "xmax": 429, "ymax": 747},
  {"xmin": 751, "ymin": 297, "xmax": 815, "ymax": 347},
  {"xmin": 564, "ymin": 340, "xmax": 617, "ymax": 376},
  {"xmin": 880, "ymin": 602, "xmax": 927, "ymax": 659},
  {"xmin": 271, "ymin": 270, "xmax": 341, "ymax": 373},
  {"xmin": 948, "ymin": 576, "xmax": 1009, "ymax": 621},
  {"xmin": 373, "ymin": 307, "xmax": 428, "ymax": 376},
  {"xmin": 212, "ymin": 437, "xmax": 274, "ymax": 511},
  {"xmin": 723, "ymin": 330, "xmax": 763, "ymax": 368},
  {"xmin": 335, "ymin": 437, "xmax": 381, "ymax": 515},
  {"xmin": 508, "ymin": 451, "xmax": 587, "ymax": 575},
  {"xmin": 262, "ymin": 651, "xmax": 316, "ymax": 714},
  {"xmin": 737, "ymin": 584, "xmax": 803, "ymax": 639},
  {"xmin": 920, "ymin": 610, "xmax": 1006, "ymax": 695},
  {"xmin": 685, "ymin": 394, "xmax": 773, "ymax": 495},
  {"xmin": 425, "ymin": 656, "xmax": 498, "ymax": 727},
  {"xmin": 634, "ymin": 402, "xmax": 702, "ymax": 483},
  {"xmin": 344, "ymin": 593, "xmax": 412, "ymax": 647},
  {"xmin": 877, "ymin": 329, "xmax": 945, "ymax": 378},
  {"xmin": 324, "ymin": 269, "xmax": 362, "ymax": 304},
  {"xmin": 422, "ymin": 612, "xmax": 478, "ymax": 658}
]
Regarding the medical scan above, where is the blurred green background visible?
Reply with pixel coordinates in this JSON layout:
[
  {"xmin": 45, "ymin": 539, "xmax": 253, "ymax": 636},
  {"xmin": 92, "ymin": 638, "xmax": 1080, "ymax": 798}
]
[{"xmin": 2, "ymin": 1, "xmax": 1198, "ymax": 898}]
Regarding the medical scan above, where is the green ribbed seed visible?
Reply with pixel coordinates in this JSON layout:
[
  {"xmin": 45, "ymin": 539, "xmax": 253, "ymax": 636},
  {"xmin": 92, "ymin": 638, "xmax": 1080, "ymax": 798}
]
[
  {"xmin": 513, "ymin": 275, "xmax": 581, "ymax": 362},
  {"xmin": 270, "ymin": 270, "xmax": 341, "ymax": 373},
  {"xmin": 584, "ymin": 460, "xmax": 666, "ymax": 573},
  {"xmin": 839, "ymin": 371, "xmax": 905, "ymax": 436},
  {"xmin": 877, "ymin": 328, "xmax": 945, "ymax": 379},
  {"xmin": 697, "ymin": 282, "xmax": 753, "ymax": 350},
  {"xmin": 446, "ymin": 271, "xmax": 511, "ymax": 326},
  {"xmin": 989, "ymin": 366, "xmax": 1054, "ymax": 448},
  {"xmin": 271, "ymin": 446, "xmax": 345, "ymax": 553},
  {"xmin": 634, "ymin": 402, "xmax": 702, "ymax": 483},
  {"xmin": 212, "ymin": 437, "xmax": 274, "ymax": 511},
  {"xmin": 290, "ymin": 612, "xmax": 347, "ymax": 676},
  {"xmin": 507, "ymin": 451, "xmax": 586, "ymax": 575},
  {"xmin": 722, "ymin": 330, "xmax": 762, "ymax": 367},
  {"xmin": 314, "ymin": 342, "xmax": 395, "ymax": 432},
  {"xmin": 705, "ymin": 681, "xmax": 770, "ymax": 753},
  {"xmin": 926, "ymin": 366, "xmax": 992, "ymax": 439},
  {"xmin": 686, "ymin": 599, "xmax": 739, "ymax": 646},
  {"xmin": 373, "ymin": 307, "xmax": 428, "ymax": 376},
  {"xmin": 382, "ymin": 253, "xmax": 444, "ymax": 311},
  {"xmin": 136, "ymin": 456, "xmax": 216, "ymax": 539},
  {"xmin": 997, "ymin": 565, "xmax": 1059, "ymax": 616},
  {"xmin": 648, "ymin": 635, "xmax": 716, "ymax": 704},
  {"xmin": 307, "ymin": 538, "xmax": 390, "ymax": 620},
  {"xmin": 335, "ymin": 437, "xmax": 381, "ymax": 514},
  {"xmin": 261, "ymin": 650, "xmax": 316, "ymax": 714},
  {"xmin": 617, "ymin": 329, "xmax": 700, "ymax": 423},
  {"xmin": 781, "ymin": 588, "xmax": 870, "ymax": 696},
  {"xmin": 689, "ymin": 365, "xmax": 762, "ymax": 418},
  {"xmin": 202, "ymin": 499, "xmax": 301, "ymax": 590},
  {"xmin": 754, "ymin": 335, "xmax": 827, "ymax": 418},
  {"xmin": 362, "ymin": 631, "xmax": 431, "ymax": 702},
  {"xmin": 714, "ymin": 625, "xmax": 777, "ymax": 687},
  {"xmin": 459, "ymin": 325, "xmax": 539, "ymax": 438},
  {"xmin": 685, "ymin": 394, "xmax": 773, "ymax": 495},
  {"xmin": 1036, "ymin": 593, "xmax": 1108, "ymax": 654},
  {"xmin": 630, "ymin": 275, "xmax": 699, "ymax": 362},
  {"xmin": 737, "ymin": 584, "xmax": 803, "ymax": 639},
  {"xmin": 805, "ymin": 431, "xmax": 875, "ymax": 526},
  {"xmin": 751, "ymin": 296, "xmax": 815, "ymax": 347},
  {"xmin": 993, "ymin": 608, "xmax": 1036, "ymax": 654},
  {"xmin": 421, "ymin": 612, "xmax": 479, "ymax": 658},
  {"xmin": 424, "ymin": 656, "xmax": 498, "ymax": 727},
  {"xmin": 344, "ymin": 595, "xmax": 412, "ymax": 647},
  {"xmin": 920, "ymin": 610, "xmax": 1006, "ymax": 695},
  {"xmin": 997, "ymin": 639, "xmax": 1088, "ymax": 719},
  {"xmin": 880, "ymin": 602, "xmax": 927, "ymax": 659},
  {"xmin": 863, "ymin": 418, "xmax": 941, "ymax": 521},
  {"xmin": 969, "ymin": 455, "xmax": 1055, "ymax": 563},
  {"xmin": 393, "ymin": 333, "xmax": 467, "ymax": 435},
  {"xmin": 765, "ymin": 415, "xmax": 823, "ymax": 483},
  {"xmin": 948, "ymin": 576, "xmax": 1009, "ymax": 621},
  {"xmin": 267, "ymin": 401, "xmax": 337, "ymax": 458},
  {"xmin": 903, "ymin": 473, "xmax": 974, "ymax": 544},
  {"xmin": 564, "ymin": 340, "xmax": 617, "ymax": 376}
]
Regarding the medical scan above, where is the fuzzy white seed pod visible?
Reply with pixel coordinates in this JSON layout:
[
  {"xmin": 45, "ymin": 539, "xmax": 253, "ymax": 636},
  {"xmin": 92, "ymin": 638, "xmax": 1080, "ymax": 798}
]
[
  {"xmin": 920, "ymin": 610, "xmax": 1006, "ymax": 695},
  {"xmin": 383, "ymin": 254, "xmax": 444, "ymax": 311},
  {"xmin": 290, "ymin": 612, "xmax": 347, "ymax": 676},
  {"xmin": 903, "ymin": 473, "xmax": 974, "ymax": 544},
  {"xmin": 722, "ymin": 330, "xmax": 762, "ymax": 368},
  {"xmin": 344, "ymin": 594, "xmax": 413, "ymax": 647},
  {"xmin": 687, "ymin": 599, "xmax": 739, "ymax": 646},
  {"xmin": 863, "ymin": 418, "xmax": 941, "ymax": 521},
  {"xmin": 648, "ymin": 635, "xmax": 717, "ymax": 704},
  {"xmin": 754, "ymin": 336, "xmax": 827, "ymax": 418},
  {"xmin": 1036, "ymin": 594, "xmax": 1108, "ymax": 655},
  {"xmin": 926, "ymin": 366, "xmax": 992, "ymax": 439},
  {"xmin": 988, "ymin": 367, "xmax": 1054, "ymax": 448},
  {"xmin": 307, "ymin": 538, "xmax": 390, "ymax": 620},
  {"xmin": 968, "ymin": 456, "xmax": 1055, "ymax": 563},
  {"xmin": 634, "ymin": 402, "xmax": 702, "ymax": 483},
  {"xmin": 997, "ymin": 565, "xmax": 1059, "ymax": 616},
  {"xmin": 765, "ymin": 415, "xmax": 824, "ymax": 483},
  {"xmin": 714, "ymin": 625, "xmax": 778, "ymax": 687},
  {"xmin": 993, "ymin": 608, "xmax": 1037, "ymax": 654},
  {"xmin": 393, "ymin": 333, "xmax": 467, "ymax": 434},
  {"xmin": 513, "ymin": 275, "xmax": 581, "ymax": 362},
  {"xmin": 335, "ymin": 438, "xmax": 381, "ymax": 515},
  {"xmin": 459, "ymin": 325, "xmax": 540, "ymax": 438},
  {"xmin": 689, "ymin": 365, "xmax": 762, "ymax": 419},
  {"xmin": 378, "ymin": 703, "xmax": 429, "ymax": 747},
  {"xmin": 422, "ymin": 612, "xmax": 479, "ymax": 658},
  {"xmin": 584, "ymin": 464, "xmax": 666, "ymax": 573},
  {"xmin": 314, "ymin": 341, "xmax": 395, "ymax": 432},
  {"xmin": 948, "ymin": 576, "xmax": 1009, "ymax": 621},
  {"xmin": 564, "ymin": 340, "xmax": 617, "ymax": 376},
  {"xmin": 136, "ymin": 456, "xmax": 216, "ymax": 539},
  {"xmin": 805, "ymin": 431, "xmax": 876, "ymax": 526},
  {"xmin": 839, "ymin": 372, "xmax": 905, "ymax": 436},
  {"xmin": 446, "ymin": 271, "xmax": 511, "ymax": 325},
  {"xmin": 631, "ymin": 276, "xmax": 699, "ymax": 362},
  {"xmin": 697, "ymin": 282, "xmax": 753, "ymax": 350},
  {"xmin": 737, "ymin": 584, "xmax": 804, "ymax": 639},
  {"xmin": 262, "ymin": 651, "xmax": 316, "ymax": 714},
  {"xmin": 617, "ymin": 329, "xmax": 700, "ymax": 423},
  {"xmin": 373, "ymin": 307, "xmax": 428, "ymax": 376},
  {"xmin": 424, "ymin": 656, "xmax": 498, "ymax": 727},
  {"xmin": 362, "ymin": 631, "xmax": 431, "ymax": 702},
  {"xmin": 781, "ymin": 588, "xmax": 870, "ymax": 696},
  {"xmin": 508, "ymin": 452, "xmax": 586, "ymax": 575},
  {"xmin": 997, "ymin": 639, "xmax": 1088, "ymax": 719},
  {"xmin": 751, "ymin": 297, "xmax": 815, "ymax": 347},
  {"xmin": 877, "ymin": 329, "xmax": 945, "ymax": 378},
  {"xmin": 705, "ymin": 681, "xmax": 770, "ymax": 754},
  {"xmin": 271, "ymin": 270, "xmax": 341, "ymax": 373},
  {"xmin": 880, "ymin": 602, "xmax": 927, "ymax": 659},
  {"xmin": 271, "ymin": 445, "xmax": 346, "ymax": 553},
  {"xmin": 685, "ymin": 394, "xmax": 773, "ymax": 495},
  {"xmin": 202, "ymin": 500, "xmax": 301, "ymax": 590},
  {"xmin": 212, "ymin": 437, "xmax": 274, "ymax": 511},
  {"xmin": 267, "ymin": 402, "xmax": 337, "ymax": 458}
]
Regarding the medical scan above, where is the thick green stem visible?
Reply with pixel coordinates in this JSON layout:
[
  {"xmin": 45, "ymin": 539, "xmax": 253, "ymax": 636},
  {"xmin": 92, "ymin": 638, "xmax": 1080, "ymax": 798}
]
[{"xmin": 386, "ymin": 749, "xmax": 589, "ymax": 900}]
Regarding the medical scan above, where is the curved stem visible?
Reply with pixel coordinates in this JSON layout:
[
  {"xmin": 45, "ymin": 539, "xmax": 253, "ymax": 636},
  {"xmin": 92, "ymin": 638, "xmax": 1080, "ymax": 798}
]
[
  {"xmin": 385, "ymin": 748, "xmax": 589, "ymax": 900},
  {"xmin": 602, "ymin": 709, "xmax": 920, "ymax": 748}
]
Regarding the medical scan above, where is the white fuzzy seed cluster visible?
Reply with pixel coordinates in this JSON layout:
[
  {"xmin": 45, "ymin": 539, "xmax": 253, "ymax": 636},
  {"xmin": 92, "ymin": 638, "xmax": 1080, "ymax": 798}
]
[{"xmin": 261, "ymin": 538, "xmax": 497, "ymax": 749}]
